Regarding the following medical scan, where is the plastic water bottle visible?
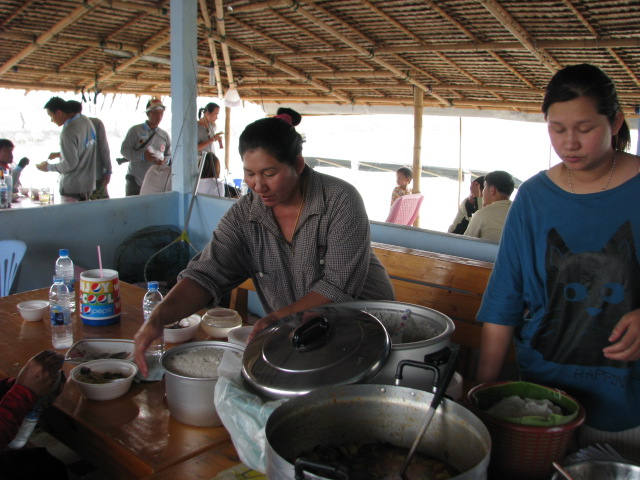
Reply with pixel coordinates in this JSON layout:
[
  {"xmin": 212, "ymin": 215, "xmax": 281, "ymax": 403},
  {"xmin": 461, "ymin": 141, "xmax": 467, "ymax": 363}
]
[
  {"xmin": 240, "ymin": 180, "xmax": 248, "ymax": 196},
  {"xmin": 50, "ymin": 276, "xmax": 73, "ymax": 349},
  {"xmin": 0, "ymin": 170, "xmax": 9, "ymax": 209},
  {"xmin": 55, "ymin": 249, "xmax": 75, "ymax": 312},
  {"xmin": 142, "ymin": 281, "xmax": 164, "ymax": 379},
  {"xmin": 7, "ymin": 372, "xmax": 63, "ymax": 449}
]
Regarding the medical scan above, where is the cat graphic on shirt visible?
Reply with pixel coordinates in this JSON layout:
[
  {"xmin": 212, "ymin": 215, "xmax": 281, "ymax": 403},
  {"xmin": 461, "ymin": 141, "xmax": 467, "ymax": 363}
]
[{"xmin": 530, "ymin": 221, "xmax": 640, "ymax": 368}]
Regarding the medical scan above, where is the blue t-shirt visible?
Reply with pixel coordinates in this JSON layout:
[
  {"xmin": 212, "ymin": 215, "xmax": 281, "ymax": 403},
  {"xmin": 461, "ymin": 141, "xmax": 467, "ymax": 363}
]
[{"xmin": 478, "ymin": 170, "xmax": 640, "ymax": 431}]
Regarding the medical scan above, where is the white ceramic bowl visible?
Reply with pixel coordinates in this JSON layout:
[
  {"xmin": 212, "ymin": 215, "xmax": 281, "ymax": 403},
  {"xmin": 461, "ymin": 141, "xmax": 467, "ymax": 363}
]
[
  {"xmin": 17, "ymin": 300, "xmax": 49, "ymax": 322},
  {"xmin": 227, "ymin": 326, "xmax": 253, "ymax": 347},
  {"xmin": 201, "ymin": 308, "xmax": 242, "ymax": 338},
  {"xmin": 71, "ymin": 359, "xmax": 137, "ymax": 401},
  {"xmin": 164, "ymin": 314, "xmax": 201, "ymax": 344}
]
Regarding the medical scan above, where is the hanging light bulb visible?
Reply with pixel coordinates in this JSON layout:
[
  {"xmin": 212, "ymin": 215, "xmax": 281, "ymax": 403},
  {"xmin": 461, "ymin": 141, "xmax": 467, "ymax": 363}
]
[
  {"xmin": 224, "ymin": 86, "xmax": 242, "ymax": 108},
  {"xmin": 208, "ymin": 62, "xmax": 215, "ymax": 86}
]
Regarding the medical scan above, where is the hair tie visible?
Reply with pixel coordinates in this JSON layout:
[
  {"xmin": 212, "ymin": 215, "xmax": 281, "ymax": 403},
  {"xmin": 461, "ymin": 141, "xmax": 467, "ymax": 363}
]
[{"xmin": 273, "ymin": 113, "xmax": 293, "ymax": 125}]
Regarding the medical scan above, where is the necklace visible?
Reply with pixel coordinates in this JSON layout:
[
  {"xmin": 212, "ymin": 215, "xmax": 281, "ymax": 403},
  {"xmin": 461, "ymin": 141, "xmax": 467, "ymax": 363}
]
[
  {"xmin": 290, "ymin": 181, "xmax": 306, "ymax": 254},
  {"xmin": 566, "ymin": 153, "xmax": 616, "ymax": 194}
]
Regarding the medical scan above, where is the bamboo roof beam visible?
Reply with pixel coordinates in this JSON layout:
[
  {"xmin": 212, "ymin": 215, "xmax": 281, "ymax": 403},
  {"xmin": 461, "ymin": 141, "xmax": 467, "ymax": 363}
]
[
  {"xmin": 0, "ymin": 0, "xmax": 105, "ymax": 77},
  {"xmin": 562, "ymin": 0, "xmax": 640, "ymax": 88},
  {"xmin": 206, "ymin": 32, "xmax": 352, "ymax": 103},
  {"xmin": 479, "ymin": 0, "xmax": 561, "ymax": 73},
  {"xmin": 215, "ymin": 0, "xmax": 237, "ymax": 90},
  {"xmin": 288, "ymin": 1, "xmax": 451, "ymax": 106},
  {"xmin": 198, "ymin": 0, "xmax": 223, "ymax": 97},
  {"xmin": 78, "ymin": 29, "xmax": 171, "ymax": 92},
  {"xmin": 0, "ymin": 0, "xmax": 37, "ymax": 30}
]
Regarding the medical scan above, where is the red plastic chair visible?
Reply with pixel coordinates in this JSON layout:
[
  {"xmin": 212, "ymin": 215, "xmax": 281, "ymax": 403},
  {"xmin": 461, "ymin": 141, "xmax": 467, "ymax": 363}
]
[{"xmin": 386, "ymin": 193, "xmax": 424, "ymax": 226}]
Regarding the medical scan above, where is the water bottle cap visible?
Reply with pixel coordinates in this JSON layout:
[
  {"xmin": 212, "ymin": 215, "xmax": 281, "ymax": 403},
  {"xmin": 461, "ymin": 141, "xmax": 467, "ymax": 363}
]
[
  {"xmin": 59, "ymin": 249, "xmax": 69, "ymax": 256},
  {"xmin": 148, "ymin": 281, "xmax": 159, "ymax": 290}
]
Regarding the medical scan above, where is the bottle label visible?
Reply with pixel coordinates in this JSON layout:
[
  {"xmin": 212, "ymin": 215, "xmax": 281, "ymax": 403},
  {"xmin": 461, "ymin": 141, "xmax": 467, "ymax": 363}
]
[{"xmin": 50, "ymin": 305, "xmax": 68, "ymax": 326}]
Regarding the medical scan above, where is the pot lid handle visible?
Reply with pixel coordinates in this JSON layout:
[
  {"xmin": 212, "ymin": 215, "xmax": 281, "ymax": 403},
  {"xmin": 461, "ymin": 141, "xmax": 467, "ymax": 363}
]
[{"xmin": 292, "ymin": 316, "xmax": 330, "ymax": 352}]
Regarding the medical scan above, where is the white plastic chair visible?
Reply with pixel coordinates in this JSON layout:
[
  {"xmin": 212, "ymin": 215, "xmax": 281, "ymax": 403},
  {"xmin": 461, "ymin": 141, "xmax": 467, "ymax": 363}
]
[
  {"xmin": 0, "ymin": 240, "xmax": 27, "ymax": 297},
  {"xmin": 386, "ymin": 193, "xmax": 424, "ymax": 226}
]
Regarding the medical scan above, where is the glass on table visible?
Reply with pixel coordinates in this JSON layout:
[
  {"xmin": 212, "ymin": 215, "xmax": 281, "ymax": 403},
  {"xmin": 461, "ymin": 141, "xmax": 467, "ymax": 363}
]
[{"xmin": 39, "ymin": 187, "xmax": 51, "ymax": 205}]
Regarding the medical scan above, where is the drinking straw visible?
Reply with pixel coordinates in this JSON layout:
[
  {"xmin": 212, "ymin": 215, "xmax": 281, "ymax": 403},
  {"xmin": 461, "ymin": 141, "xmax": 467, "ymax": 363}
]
[{"xmin": 97, "ymin": 245, "xmax": 103, "ymax": 277}]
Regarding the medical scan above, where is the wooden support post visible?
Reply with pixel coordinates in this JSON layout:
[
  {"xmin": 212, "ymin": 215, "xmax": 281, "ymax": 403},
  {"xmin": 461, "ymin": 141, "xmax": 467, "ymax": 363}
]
[{"xmin": 413, "ymin": 87, "xmax": 424, "ymax": 226}]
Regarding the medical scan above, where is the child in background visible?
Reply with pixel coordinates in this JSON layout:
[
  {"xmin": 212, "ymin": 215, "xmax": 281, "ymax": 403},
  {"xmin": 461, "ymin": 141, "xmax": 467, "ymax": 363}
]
[{"xmin": 390, "ymin": 167, "xmax": 413, "ymax": 205}]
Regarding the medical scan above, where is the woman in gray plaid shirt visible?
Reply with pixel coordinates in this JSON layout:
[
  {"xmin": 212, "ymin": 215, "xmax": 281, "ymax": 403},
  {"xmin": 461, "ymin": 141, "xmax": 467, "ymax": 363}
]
[{"xmin": 134, "ymin": 109, "xmax": 395, "ymax": 378}]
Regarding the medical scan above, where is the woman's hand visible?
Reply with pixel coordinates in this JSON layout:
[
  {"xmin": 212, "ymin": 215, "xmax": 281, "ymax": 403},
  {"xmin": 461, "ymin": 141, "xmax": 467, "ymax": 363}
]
[
  {"xmin": 134, "ymin": 316, "xmax": 164, "ymax": 378},
  {"xmin": 247, "ymin": 313, "xmax": 279, "ymax": 343},
  {"xmin": 36, "ymin": 161, "xmax": 48, "ymax": 172},
  {"xmin": 16, "ymin": 350, "xmax": 64, "ymax": 399},
  {"xmin": 603, "ymin": 308, "xmax": 640, "ymax": 361}
]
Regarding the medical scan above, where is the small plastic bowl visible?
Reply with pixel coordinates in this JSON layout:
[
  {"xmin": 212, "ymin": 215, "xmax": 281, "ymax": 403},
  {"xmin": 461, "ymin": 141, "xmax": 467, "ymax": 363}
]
[
  {"xmin": 17, "ymin": 300, "xmax": 49, "ymax": 322},
  {"xmin": 71, "ymin": 359, "xmax": 138, "ymax": 401},
  {"xmin": 227, "ymin": 325, "xmax": 253, "ymax": 347},
  {"xmin": 201, "ymin": 307, "xmax": 242, "ymax": 338},
  {"xmin": 164, "ymin": 314, "xmax": 201, "ymax": 344}
]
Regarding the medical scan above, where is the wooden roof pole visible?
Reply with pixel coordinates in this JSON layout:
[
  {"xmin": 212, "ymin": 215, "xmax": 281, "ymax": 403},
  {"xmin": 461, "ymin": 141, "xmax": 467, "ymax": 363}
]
[
  {"xmin": 0, "ymin": 0, "xmax": 105, "ymax": 77},
  {"xmin": 413, "ymin": 86, "xmax": 423, "ymax": 227},
  {"xmin": 479, "ymin": 0, "xmax": 561, "ymax": 73},
  {"xmin": 198, "ymin": 0, "xmax": 224, "ymax": 98}
]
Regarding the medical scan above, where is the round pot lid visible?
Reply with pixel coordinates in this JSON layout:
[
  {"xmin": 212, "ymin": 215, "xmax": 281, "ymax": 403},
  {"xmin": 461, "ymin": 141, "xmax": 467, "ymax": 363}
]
[{"xmin": 242, "ymin": 306, "xmax": 391, "ymax": 399}]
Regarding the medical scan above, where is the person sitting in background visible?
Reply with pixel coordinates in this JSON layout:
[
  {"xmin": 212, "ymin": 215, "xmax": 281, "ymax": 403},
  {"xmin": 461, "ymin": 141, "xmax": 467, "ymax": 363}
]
[
  {"xmin": 133, "ymin": 108, "xmax": 396, "ymax": 377},
  {"xmin": 197, "ymin": 102, "xmax": 223, "ymax": 154},
  {"xmin": 120, "ymin": 98, "xmax": 171, "ymax": 196},
  {"xmin": 65, "ymin": 100, "xmax": 112, "ymax": 200},
  {"xmin": 448, "ymin": 175, "xmax": 484, "ymax": 234},
  {"xmin": 37, "ymin": 96, "xmax": 97, "ymax": 201},
  {"xmin": 11, "ymin": 157, "xmax": 29, "ymax": 193},
  {"xmin": 0, "ymin": 350, "xmax": 67, "ymax": 479},
  {"xmin": 463, "ymin": 170, "xmax": 514, "ymax": 242},
  {"xmin": 197, "ymin": 152, "xmax": 225, "ymax": 197},
  {"xmin": 390, "ymin": 166, "xmax": 413, "ymax": 205}
]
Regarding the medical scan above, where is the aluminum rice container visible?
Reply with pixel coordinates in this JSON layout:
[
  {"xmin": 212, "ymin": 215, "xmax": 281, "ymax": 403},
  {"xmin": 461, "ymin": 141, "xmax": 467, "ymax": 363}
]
[
  {"xmin": 161, "ymin": 341, "xmax": 244, "ymax": 427},
  {"xmin": 331, "ymin": 300, "xmax": 456, "ymax": 391}
]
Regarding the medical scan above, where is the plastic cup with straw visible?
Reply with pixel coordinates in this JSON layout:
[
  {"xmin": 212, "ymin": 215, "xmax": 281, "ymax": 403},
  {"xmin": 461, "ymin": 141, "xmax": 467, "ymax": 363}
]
[{"xmin": 97, "ymin": 245, "xmax": 103, "ymax": 278}]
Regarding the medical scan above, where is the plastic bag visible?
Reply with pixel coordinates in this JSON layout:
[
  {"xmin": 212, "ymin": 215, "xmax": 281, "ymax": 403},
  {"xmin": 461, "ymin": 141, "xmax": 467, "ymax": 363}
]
[{"xmin": 213, "ymin": 349, "xmax": 287, "ymax": 473}]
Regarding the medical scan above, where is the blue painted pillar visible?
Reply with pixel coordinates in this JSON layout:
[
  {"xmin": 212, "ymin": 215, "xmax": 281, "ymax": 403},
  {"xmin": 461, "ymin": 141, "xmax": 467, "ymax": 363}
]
[{"xmin": 170, "ymin": 0, "xmax": 198, "ymax": 207}]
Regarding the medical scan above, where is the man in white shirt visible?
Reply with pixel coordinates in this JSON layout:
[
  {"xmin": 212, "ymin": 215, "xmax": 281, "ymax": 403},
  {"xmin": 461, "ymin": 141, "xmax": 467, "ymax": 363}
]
[{"xmin": 463, "ymin": 170, "xmax": 515, "ymax": 243}]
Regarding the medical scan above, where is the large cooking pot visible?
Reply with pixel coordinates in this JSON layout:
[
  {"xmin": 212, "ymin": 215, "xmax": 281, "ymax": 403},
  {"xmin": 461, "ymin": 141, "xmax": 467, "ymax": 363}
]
[
  {"xmin": 330, "ymin": 300, "xmax": 455, "ymax": 390},
  {"xmin": 265, "ymin": 383, "xmax": 491, "ymax": 480}
]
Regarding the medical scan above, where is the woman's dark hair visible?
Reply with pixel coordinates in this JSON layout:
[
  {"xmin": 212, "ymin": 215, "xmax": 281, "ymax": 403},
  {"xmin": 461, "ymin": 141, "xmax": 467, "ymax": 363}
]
[
  {"xmin": 276, "ymin": 107, "xmax": 301, "ymax": 126},
  {"xmin": 201, "ymin": 152, "xmax": 220, "ymax": 179},
  {"xmin": 473, "ymin": 175, "xmax": 485, "ymax": 191},
  {"xmin": 239, "ymin": 109, "xmax": 303, "ymax": 167},
  {"xmin": 542, "ymin": 63, "xmax": 630, "ymax": 152},
  {"xmin": 396, "ymin": 167, "xmax": 413, "ymax": 180},
  {"xmin": 198, "ymin": 102, "xmax": 220, "ymax": 119}
]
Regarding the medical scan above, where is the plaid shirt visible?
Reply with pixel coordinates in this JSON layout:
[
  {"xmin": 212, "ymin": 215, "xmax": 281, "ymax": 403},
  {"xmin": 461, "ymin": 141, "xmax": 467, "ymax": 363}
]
[{"xmin": 180, "ymin": 167, "xmax": 395, "ymax": 313}]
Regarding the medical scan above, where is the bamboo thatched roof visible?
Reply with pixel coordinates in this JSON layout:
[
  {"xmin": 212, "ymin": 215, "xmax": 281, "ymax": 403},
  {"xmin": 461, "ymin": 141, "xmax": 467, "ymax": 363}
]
[{"xmin": 0, "ymin": 0, "xmax": 639, "ymax": 115}]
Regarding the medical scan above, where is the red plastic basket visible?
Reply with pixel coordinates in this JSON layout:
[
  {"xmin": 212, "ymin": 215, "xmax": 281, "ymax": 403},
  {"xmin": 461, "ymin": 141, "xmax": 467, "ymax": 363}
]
[{"xmin": 468, "ymin": 381, "xmax": 586, "ymax": 480}]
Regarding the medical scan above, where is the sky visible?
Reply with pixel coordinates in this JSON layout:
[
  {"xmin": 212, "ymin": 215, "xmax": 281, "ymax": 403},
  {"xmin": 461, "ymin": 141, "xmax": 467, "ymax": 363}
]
[{"xmin": 1, "ymin": 88, "xmax": 637, "ymax": 232}]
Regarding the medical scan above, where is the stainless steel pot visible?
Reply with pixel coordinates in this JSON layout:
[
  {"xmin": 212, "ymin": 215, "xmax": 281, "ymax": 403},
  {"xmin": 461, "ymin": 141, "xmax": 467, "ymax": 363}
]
[
  {"xmin": 265, "ymin": 383, "xmax": 491, "ymax": 480},
  {"xmin": 162, "ymin": 341, "xmax": 245, "ymax": 427},
  {"xmin": 331, "ymin": 301, "xmax": 455, "ymax": 391},
  {"xmin": 550, "ymin": 460, "xmax": 640, "ymax": 480}
]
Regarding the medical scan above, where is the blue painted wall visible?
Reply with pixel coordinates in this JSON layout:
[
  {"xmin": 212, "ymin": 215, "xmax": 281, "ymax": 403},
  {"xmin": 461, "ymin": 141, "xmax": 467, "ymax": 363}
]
[{"xmin": 2, "ymin": 192, "xmax": 497, "ymax": 301}]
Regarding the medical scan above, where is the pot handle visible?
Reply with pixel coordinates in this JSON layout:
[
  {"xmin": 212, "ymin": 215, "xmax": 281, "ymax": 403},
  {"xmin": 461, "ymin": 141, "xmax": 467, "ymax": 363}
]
[
  {"xmin": 292, "ymin": 316, "xmax": 331, "ymax": 352},
  {"xmin": 294, "ymin": 458, "xmax": 349, "ymax": 480}
]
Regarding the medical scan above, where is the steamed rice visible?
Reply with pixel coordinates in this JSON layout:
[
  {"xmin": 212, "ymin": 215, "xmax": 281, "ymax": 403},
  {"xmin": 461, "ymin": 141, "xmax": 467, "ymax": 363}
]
[{"xmin": 165, "ymin": 347, "xmax": 225, "ymax": 378}]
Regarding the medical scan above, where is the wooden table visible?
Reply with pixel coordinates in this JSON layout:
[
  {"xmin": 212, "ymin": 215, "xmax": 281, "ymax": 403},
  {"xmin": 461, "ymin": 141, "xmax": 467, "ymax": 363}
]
[{"xmin": 0, "ymin": 283, "xmax": 241, "ymax": 479}]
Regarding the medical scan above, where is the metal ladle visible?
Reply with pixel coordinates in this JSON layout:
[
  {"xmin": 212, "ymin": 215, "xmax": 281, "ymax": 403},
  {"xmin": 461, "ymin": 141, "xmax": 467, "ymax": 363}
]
[{"xmin": 397, "ymin": 344, "xmax": 460, "ymax": 479}]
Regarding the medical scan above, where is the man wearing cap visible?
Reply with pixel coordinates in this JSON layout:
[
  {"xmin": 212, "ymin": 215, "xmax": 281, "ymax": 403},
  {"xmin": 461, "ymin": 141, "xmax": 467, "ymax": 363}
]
[{"xmin": 120, "ymin": 98, "xmax": 172, "ymax": 196}]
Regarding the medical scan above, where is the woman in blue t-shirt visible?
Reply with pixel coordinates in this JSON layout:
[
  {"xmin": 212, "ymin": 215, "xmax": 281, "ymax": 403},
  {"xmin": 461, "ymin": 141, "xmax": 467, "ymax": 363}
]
[{"xmin": 477, "ymin": 63, "xmax": 640, "ymax": 460}]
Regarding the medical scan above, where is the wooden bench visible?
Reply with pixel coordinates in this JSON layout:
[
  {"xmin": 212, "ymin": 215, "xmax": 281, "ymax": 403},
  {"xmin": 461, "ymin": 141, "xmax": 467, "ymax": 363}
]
[{"xmin": 229, "ymin": 241, "xmax": 510, "ymax": 380}]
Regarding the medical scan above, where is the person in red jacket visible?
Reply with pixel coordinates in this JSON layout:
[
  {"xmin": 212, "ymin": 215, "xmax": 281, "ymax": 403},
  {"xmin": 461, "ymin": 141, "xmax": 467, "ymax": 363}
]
[{"xmin": 0, "ymin": 350, "xmax": 67, "ymax": 479}]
